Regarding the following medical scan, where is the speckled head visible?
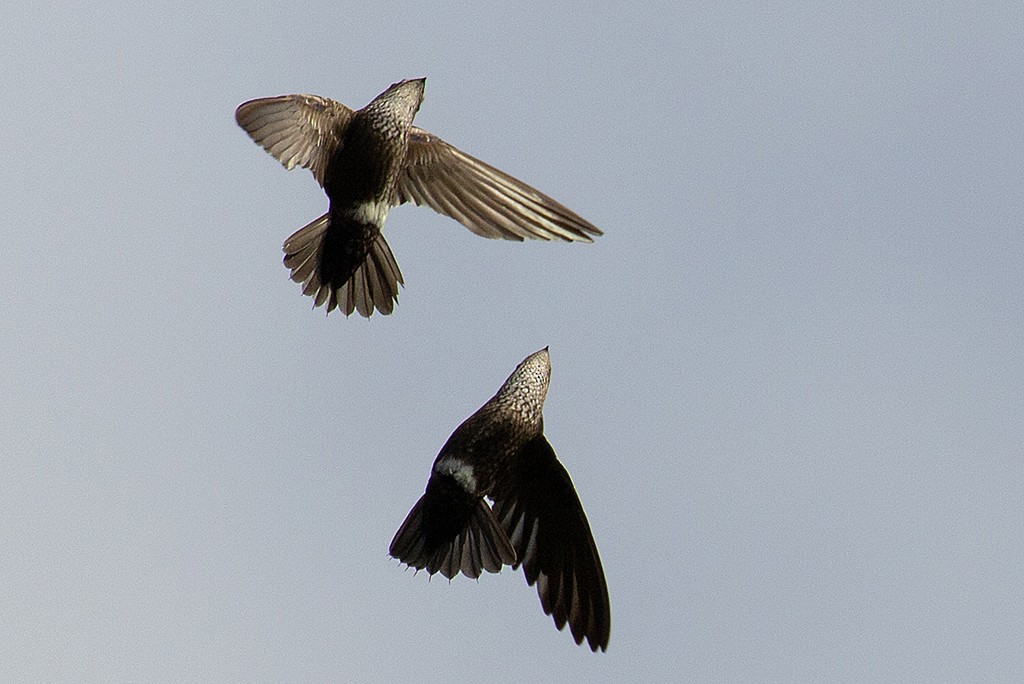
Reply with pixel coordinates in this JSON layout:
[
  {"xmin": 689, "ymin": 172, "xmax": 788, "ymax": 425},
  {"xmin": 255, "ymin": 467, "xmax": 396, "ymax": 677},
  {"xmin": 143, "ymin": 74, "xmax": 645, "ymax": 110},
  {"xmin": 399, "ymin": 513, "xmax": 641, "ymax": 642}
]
[
  {"xmin": 366, "ymin": 78, "xmax": 426, "ymax": 125},
  {"xmin": 513, "ymin": 347, "xmax": 551, "ymax": 385},
  {"xmin": 492, "ymin": 347, "xmax": 552, "ymax": 414}
]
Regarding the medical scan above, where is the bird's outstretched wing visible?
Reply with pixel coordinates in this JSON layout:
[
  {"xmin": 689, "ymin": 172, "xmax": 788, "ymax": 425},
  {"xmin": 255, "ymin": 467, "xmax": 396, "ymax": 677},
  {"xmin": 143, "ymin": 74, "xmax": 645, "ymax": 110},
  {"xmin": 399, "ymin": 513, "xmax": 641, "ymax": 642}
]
[
  {"xmin": 395, "ymin": 129, "xmax": 603, "ymax": 242},
  {"xmin": 235, "ymin": 94, "xmax": 354, "ymax": 186},
  {"xmin": 491, "ymin": 435, "xmax": 611, "ymax": 652}
]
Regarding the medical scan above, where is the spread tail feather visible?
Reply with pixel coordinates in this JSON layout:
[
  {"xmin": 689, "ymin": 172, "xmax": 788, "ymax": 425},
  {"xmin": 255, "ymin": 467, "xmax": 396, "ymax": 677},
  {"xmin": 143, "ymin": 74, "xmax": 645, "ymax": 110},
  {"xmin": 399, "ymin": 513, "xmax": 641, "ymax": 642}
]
[
  {"xmin": 282, "ymin": 213, "xmax": 404, "ymax": 317},
  {"xmin": 390, "ymin": 474, "xmax": 516, "ymax": 580}
]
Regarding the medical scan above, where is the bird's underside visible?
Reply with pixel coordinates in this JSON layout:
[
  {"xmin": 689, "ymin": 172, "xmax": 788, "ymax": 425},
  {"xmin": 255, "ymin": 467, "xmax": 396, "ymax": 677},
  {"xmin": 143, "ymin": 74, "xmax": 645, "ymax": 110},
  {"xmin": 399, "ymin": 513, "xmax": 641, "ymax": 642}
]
[
  {"xmin": 388, "ymin": 348, "xmax": 611, "ymax": 651},
  {"xmin": 235, "ymin": 82, "xmax": 602, "ymax": 317}
]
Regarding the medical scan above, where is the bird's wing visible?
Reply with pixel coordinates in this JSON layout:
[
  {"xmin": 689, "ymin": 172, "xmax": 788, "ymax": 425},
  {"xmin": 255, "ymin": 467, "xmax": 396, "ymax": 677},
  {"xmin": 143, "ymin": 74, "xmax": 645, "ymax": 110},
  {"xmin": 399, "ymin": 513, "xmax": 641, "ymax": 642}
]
[
  {"xmin": 235, "ymin": 94, "xmax": 353, "ymax": 186},
  {"xmin": 394, "ymin": 128, "xmax": 603, "ymax": 242},
  {"xmin": 491, "ymin": 435, "xmax": 611, "ymax": 652}
]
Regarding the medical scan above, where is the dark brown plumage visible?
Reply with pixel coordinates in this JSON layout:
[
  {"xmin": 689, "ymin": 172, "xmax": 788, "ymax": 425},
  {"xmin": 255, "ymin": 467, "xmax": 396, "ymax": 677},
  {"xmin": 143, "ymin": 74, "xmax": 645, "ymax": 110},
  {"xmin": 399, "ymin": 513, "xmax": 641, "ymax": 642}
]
[
  {"xmin": 235, "ymin": 79, "xmax": 602, "ymax": 317},
  {"xmin": 390, "ymin": 348, "xmax": 611, "ymax": 652}
]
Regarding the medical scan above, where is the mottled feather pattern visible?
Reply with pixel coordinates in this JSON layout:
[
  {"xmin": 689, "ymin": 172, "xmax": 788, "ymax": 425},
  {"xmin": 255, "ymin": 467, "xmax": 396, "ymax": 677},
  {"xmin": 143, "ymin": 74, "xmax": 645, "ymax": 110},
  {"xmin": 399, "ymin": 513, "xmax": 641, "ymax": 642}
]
[
  {"xmin": 390, "ymin": 349, "xmax": 610, "ymax": 651},
  {"xmin": 236, "ymin": 79, "xmax": 601, "ymax": 317}
]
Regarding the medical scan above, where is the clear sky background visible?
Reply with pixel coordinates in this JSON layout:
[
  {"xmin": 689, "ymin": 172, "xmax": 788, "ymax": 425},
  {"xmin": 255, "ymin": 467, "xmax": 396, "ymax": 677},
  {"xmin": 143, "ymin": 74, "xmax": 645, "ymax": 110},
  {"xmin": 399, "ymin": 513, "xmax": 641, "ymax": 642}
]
[{"xmin": 3, "ymin": 2, "xmax": 1022, "ymax": 682}]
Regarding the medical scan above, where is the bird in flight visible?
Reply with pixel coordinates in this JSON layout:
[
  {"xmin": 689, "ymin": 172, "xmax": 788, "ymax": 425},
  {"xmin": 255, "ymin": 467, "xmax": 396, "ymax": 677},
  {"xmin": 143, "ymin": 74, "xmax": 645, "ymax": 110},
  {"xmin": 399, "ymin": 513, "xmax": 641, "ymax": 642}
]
[
  {"xmin": 389, "ymin": 348, "xmax": 610, "ymax": 651},
  {"xmin": 235, "ymin": 79, "xmax": 602, "ymax": 317}
]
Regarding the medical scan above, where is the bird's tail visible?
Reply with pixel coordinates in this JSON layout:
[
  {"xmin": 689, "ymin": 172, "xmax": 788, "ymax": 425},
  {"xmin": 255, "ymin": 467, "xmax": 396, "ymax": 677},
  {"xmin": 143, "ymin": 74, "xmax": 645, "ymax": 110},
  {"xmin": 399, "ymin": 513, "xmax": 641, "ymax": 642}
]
[
  {"xmin": 390, "ymin": 474, "xmax": 516, "ymax": 580},
  {"xmin": 282, "ymin": 212, "xmax": 404, "ymax": 317}
]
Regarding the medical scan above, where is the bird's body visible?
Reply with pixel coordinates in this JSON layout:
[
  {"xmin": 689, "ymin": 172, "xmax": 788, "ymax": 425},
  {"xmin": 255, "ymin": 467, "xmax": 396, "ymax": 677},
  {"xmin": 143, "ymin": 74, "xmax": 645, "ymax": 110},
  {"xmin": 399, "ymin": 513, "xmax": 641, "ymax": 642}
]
[
  {"xmin": 390, "ymin": 348, "xmax": 611, "ymax": 652},
  {"xmin": 235, "ymin": 79, "xmax": 602, "ymax": 317}
]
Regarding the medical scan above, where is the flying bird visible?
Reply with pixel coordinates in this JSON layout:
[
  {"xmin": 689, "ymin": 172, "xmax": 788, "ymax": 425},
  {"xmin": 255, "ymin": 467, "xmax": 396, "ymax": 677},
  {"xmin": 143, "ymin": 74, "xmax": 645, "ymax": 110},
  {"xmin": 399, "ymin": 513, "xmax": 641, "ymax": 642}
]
[
  {"xmin": 235, "ymin": 79, "xmax": 602, "ymax": 317},
  {"xmin": 389, "ymin": 348, "xmax": 610, "ymax": 652}
]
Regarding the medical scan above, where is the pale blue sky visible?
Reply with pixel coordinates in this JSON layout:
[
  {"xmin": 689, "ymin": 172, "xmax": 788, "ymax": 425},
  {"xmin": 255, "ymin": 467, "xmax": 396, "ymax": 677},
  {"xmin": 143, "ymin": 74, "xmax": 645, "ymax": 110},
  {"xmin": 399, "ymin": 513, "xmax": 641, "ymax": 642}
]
[{"xmin": 3, "ymin": 2, "xmax": 1023, "ymax": 681}]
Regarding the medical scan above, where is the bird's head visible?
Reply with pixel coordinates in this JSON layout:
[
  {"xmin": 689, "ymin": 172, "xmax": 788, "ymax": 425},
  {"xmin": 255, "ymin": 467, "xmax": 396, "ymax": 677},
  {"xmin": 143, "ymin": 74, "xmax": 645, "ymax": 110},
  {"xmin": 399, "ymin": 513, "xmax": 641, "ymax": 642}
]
[
  {"xmin": 493, "ymin": 347, "xmax": 552, "ymax": 414},
  {"xmin": 369, "ymin": 77, "xmax": 426, "ymax": 126}
]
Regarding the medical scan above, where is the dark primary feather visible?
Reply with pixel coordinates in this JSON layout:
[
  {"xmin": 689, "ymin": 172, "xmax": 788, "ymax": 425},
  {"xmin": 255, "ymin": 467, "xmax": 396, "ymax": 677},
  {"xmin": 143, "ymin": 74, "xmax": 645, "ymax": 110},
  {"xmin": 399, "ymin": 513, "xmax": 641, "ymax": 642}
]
[{"xmin": 492, "ymin": 435, "xmax": 611, "ymax": 652}]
